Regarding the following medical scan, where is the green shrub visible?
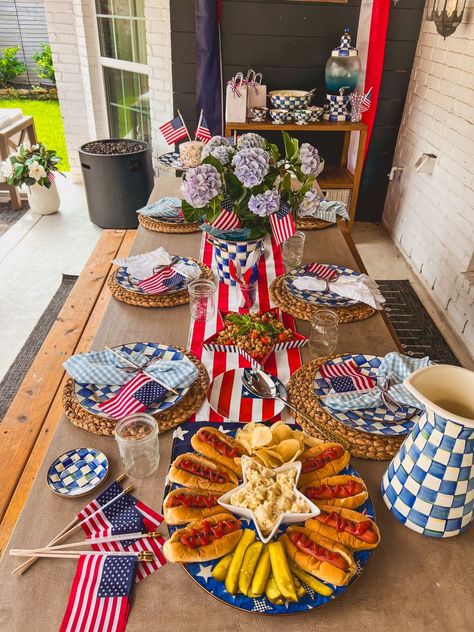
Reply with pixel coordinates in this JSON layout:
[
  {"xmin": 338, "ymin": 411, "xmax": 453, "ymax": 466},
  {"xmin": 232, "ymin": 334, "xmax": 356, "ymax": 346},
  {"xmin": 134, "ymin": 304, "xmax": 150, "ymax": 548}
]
[
  {"xmin": 33, "ymin": 44, "xmax": 55, "ymax": 83},
  {"xmin": 0, "ymin": 47, "xmax": 27, "ymax": 86}
]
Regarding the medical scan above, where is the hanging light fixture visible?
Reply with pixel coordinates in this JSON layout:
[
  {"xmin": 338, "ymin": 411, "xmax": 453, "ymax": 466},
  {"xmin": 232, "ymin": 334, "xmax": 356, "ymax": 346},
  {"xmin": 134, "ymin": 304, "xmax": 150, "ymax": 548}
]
[{"xmin": 427, "ymin": 0, "xmax": 466, "ymax": 39}]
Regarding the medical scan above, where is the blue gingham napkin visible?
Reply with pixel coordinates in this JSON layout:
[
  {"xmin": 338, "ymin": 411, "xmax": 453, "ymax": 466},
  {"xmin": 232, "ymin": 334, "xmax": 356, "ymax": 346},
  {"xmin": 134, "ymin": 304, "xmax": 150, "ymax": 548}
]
[
  {"xmin": 322, "ymin": 352, "xmax": 431, "ymax": 411},
  {"xmin": 298, "ymin": 198, "xmax": 349, "ymax": 223},
  {"xmin": 137, "ymin": 197, "xmax": 183, "ymax": 219},
  {"xmin": 64, "ymin": 349, "xmax": 199, "ymax": 389}
]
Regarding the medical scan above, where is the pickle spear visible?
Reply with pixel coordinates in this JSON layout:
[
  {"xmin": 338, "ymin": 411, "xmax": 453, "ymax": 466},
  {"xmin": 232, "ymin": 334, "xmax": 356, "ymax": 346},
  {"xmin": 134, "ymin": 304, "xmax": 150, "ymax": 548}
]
[
  {"xmin": 211, "ymin": 551, "xmax": 234, "ymax": 582},
  {"xmin": 239, "ymin": 541, "xmax": 263, "ymax": 596},
  {"xmin": 292, "ymin": 575, "xmax": 306, "ymax": 599},
  {"xmin": 265, "ymin": 574, "xmax": 284, "ymax": 605},
  {"xmin": 225, "ymin": 529, "xmax": 256, "ymax": 595},
  {"xmin": 248, "ymin": 545, "xmax": 271, "ymax": 598},
  {"xmin": 289, "ymin": 561, "xmax": 334, "ymax": 597},
  {"xmin": 268, "ymin": 541, "xmax": 298, "ymax": 602}
]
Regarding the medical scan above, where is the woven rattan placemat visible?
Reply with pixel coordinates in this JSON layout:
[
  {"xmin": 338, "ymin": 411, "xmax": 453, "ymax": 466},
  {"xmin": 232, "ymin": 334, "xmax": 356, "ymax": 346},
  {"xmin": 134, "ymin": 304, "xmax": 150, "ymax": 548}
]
[
  {"xmin": 138, "ymin": 213, "xmax": 201, "ymax": 234},
  {"xmin": 63, "ymin": 349, "xmax": 209, "ymax": 435},
  {"xmin": 295, "ymin": 217, "xmax": 331, "ymax": 231},
  {"xmin": 287, "ymin": 355, "xmax": 403, "ymax": 460}
]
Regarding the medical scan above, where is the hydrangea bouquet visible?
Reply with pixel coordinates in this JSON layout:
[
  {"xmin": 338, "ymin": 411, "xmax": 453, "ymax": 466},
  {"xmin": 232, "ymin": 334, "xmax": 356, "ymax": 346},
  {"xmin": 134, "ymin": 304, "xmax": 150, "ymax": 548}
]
[
  {"xmin": 1, "ymin": 142, "xmax": 62, "ymax": 188},
  {"xmin": 181, "ymin": 132, "xmax": 321, "ymax": 240}
]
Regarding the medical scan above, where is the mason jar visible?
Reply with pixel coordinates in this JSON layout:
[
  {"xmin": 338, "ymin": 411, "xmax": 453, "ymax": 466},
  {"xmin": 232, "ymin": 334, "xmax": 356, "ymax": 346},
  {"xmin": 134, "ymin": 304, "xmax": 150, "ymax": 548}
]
[{"xmin": 114, "ymin": 414, "xmax": 160, "ymax": 478}]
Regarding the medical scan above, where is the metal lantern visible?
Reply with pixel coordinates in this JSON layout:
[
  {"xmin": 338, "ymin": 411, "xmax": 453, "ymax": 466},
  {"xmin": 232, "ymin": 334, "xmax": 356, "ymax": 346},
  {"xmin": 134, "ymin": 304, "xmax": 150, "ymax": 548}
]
[{"xmin": 427, "ymin": 0, "xmax": 467, "ymax": 39}]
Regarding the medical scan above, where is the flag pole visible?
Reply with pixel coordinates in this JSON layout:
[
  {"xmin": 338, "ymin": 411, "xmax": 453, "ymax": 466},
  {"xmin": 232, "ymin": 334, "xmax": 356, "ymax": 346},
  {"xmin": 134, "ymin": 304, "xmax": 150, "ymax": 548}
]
[
  {"xmin": 177, "ymin": 109, "xmax": 192, "ymax": 141},
  {"xmin": 195, "ymin": 109, "xmax": 203, "ymax": 141}
]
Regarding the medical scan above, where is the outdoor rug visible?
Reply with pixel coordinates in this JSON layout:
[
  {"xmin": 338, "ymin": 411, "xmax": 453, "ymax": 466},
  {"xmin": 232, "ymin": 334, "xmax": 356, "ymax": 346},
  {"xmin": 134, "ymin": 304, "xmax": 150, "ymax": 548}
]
[
  {"xmin": 0, "ymin": 274, "xmax": 78, "ymax": 421},
  {"xmin": 378, "ymin": 279, "xmax": 461, "ymax": 366},
  {"xmin": 0, "ymin": 200, "xmax": 29, "ymax": 238}
]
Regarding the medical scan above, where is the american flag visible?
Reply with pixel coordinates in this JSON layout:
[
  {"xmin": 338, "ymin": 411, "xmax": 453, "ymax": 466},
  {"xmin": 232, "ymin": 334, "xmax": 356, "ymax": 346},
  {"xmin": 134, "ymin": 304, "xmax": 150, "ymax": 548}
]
[
  {"xmin": 159, "ymin": 115, "xmax": 188, "ymax": 145},
  {"xmin": 59, "ymin": 554, "xmax": 137, "ymax": 632},
  {"xmin": 78, "ymin": 483, "xmax": 167, "ymax": 582},
  {"xmin": 195, "ymin": 113, "xmax": 212, "ymax": 143},
  {"xmin": 269, "ymin": 201, "xmax": 295, "ymax": 246},
  {"xmin": 138, "ymin": 267, "xmax": 186, "ymax": 294},
  {"xmin": 319, "ymin": 359, "xmax": 375, "ymax": 391},
  {"xmin": 98, "ymin": 372, "xmax": 169, "ymax": 419},
  {"xmin": 306, "ymin": 262, "xmax": 338, "ymax": 281},
  {"xmin": 47, "ymin": 171, "xmax": 55, "ymax": 183},
  {"xmin": 210, "ymin": 194, "xmax": 241, "ymax": 230},
  {"xmin": 361, "ymin": 87, "xmax": 372, "ymax": 113}
]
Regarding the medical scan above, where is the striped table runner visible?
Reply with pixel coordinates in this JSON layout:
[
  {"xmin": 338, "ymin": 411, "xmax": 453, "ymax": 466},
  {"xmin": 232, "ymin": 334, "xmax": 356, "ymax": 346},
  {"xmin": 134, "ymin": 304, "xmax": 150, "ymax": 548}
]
[{"xmin": 187, "ymin": 234, "xmax": 303, "ymax": 422}]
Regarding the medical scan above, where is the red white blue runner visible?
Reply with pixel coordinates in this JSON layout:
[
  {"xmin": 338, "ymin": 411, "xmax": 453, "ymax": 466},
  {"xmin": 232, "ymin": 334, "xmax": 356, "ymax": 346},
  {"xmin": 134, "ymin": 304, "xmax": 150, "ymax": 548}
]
[{"xmin": 188, "ymin": 234, "xmax": 303, "ymax": 422}]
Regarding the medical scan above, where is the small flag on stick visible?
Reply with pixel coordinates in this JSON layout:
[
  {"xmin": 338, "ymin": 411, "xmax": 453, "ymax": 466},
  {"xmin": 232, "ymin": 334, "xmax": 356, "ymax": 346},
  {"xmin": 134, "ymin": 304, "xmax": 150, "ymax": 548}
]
[
  {"xmin": 319, "ymin": 359, "xmax": 376, "ymax": 392},
  {"xmin": 98, "ymin": 373, "xmax": 169, "ymax": 419},
  {"xmin": 269, "ymin": 201, "xmax": 295, "ymax": 246},
  {"xmin": 195, "ymin": 110, "xmax": 212, "ymax": 143},
  {"xmin": 159, "ymin": 114, "xmax": 189, "ymax": 145}
]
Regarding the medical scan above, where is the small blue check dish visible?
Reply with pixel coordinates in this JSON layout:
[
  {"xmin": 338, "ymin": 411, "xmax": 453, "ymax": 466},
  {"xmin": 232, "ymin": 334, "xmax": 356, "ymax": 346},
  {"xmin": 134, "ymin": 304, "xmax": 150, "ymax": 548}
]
[{"xmin": 47, "ymin": 448, "xmax": 109, "ymax": 498}]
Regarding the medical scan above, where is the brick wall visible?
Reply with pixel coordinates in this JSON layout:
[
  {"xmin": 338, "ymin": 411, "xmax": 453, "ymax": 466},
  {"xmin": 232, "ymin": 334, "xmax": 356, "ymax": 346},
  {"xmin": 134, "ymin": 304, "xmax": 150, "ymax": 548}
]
[
  {"xmin": 383, "ymin": 3, "xmax": 474, "ymax": 352},
  {"xmin": 43, "ymin": 0, "xmax": 173, "ymax": 179}
]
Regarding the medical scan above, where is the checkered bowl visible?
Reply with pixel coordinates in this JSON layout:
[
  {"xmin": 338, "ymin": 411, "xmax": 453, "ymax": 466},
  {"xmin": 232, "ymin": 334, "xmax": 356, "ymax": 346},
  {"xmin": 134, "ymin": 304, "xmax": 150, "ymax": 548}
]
[
  {"xmin": 47, "ymin": 448, "xmax": 109, "ymax": 497},
  {"xmin": 269, "ymin": 90, "xmax": 315, "ymax": 111},
  {"xmin": 313, "ymin": 353, "xmax": 421, "ymax": 436}
]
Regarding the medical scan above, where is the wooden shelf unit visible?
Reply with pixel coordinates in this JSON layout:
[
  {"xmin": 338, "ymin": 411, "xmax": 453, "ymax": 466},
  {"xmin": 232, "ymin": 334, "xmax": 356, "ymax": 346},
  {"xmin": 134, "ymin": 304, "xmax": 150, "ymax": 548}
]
[{"xmin": 224, "ymin": 120, "xmax": 367, "ymax": 232}]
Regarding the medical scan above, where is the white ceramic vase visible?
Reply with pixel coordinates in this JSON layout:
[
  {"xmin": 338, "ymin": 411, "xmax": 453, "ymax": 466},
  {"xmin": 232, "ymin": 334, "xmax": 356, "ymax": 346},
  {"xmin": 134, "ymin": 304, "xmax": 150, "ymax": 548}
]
[{"xmin": 26, "ymin": 182, "xmax": 60, "ymax": 215}]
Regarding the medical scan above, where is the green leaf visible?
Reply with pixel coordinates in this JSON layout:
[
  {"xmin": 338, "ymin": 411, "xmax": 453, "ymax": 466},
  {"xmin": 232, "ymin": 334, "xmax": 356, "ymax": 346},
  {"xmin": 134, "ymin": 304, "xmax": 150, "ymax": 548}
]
[
  {"xmin": 282, "ymin": 131, "xmax": 294, "ymax": 162},
  {"xmin": 202, "ymin": 154, "xmax": 223, "ymax": 173},
  {"xmin": 223, "ymin": 170, "xmax": 242, "ymax": 199},
  {"xmin": 25, "ymin": 177, "xmax": 36, "ymax": 186},
  {"xmin": 181, "ymin": 199, "xmax": 202, "ymax": 223}
]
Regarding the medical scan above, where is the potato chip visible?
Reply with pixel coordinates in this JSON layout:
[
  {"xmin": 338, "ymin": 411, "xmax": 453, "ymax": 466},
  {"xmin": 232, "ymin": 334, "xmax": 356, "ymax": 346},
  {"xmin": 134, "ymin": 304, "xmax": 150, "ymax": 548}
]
[
  {"xmin": 276, "ymin": 438, "xmax": 303, "ymax": 463},
  {"xmin": 271, "ymin": 423, "xmax": 294, "ymax": 444},
  {"xmin": 250, "ymin": 424, "xmax": 273, "ymax": 448},
  {"xmin": 258, "ymin": 447, "xmax": 284, "ymax": 465}
]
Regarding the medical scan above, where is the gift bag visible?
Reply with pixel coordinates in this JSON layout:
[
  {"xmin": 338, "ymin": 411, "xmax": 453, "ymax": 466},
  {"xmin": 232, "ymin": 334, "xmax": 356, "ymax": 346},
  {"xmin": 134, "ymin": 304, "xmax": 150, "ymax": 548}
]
[
  {"xmin": 225, "ymin": 73, "xmax": 248, "ymax": 123},
  {"xmin": 246, "ymin": 70, "xmax": 267, "ymax": 117}
]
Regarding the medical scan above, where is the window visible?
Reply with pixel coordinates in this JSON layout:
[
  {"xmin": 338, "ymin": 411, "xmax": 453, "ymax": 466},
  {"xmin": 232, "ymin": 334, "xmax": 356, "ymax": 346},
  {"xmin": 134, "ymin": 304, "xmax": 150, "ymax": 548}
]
[{"xmin": 95, "ymin": 1, "xmax": 151, "ymax": 142}]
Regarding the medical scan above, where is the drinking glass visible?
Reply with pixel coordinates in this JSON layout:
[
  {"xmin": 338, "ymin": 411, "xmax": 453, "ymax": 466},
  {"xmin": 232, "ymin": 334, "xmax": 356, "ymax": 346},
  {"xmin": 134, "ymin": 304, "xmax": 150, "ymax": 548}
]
[
  {"xmin": 188, "ymin": 278, "xmax": 217, "ymax": 322},
  {"xmin": 309, "ymin": 309, "xmax": 339, "ymax": 358},
  {"xmin": 282, "ymin": 231, "xmax": 305, "ymax": 269},
  {"xmin": 115, "ymin": 414, "xmax": 160, "ymax": 479}
]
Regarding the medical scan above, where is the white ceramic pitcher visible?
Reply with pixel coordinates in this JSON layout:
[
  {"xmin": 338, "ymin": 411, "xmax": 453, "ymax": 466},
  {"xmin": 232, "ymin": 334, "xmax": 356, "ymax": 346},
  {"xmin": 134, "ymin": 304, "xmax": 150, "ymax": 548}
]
[{"xmin": 381, "ymin": 364, "xmax": 474, "ymax": 537}]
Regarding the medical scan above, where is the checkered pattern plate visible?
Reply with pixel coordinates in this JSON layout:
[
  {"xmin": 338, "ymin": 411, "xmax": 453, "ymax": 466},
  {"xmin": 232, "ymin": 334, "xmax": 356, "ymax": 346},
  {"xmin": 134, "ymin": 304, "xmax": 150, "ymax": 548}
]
[
  {"xmin": 313, "ymin": 354, "xmax": 421, "ymax": 436},
  {"xmin": 157, "ymin": 151, "xmax": 188, "ymax": 171},
  {"xmin": 73, "ymin": 342, "xmax": 191, "ymax": 418},
  {"xmin": 114, "ymin": 256, "xmax": 199, "ymax": 295},
  {"xmin": 166, "ymin": 422, "xmax": 375, "ymax": 615},
  {"xmin": 47, "ymin": 447, "xmax": 109, "ymax": 497},
  {"xmin": 284, "ymin": 264, "xmax": 359, "ymax": 307}
]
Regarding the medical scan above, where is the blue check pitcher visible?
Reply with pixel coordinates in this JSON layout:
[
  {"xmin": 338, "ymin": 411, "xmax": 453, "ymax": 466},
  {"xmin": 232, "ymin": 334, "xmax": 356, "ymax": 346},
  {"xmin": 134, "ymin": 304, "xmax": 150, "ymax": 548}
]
[
  {"xmin": 210, "ymin": 235, "xmax": 264, "ymax": 286},
  {"xmin": 381, "ymin": 364, "xmax": 474, "ymax": 537}
]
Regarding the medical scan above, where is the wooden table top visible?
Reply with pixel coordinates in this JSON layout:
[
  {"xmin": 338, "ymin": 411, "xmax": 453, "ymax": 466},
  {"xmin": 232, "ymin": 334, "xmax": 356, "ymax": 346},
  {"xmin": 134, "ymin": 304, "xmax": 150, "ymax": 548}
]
[{"xmin": 0, "ymin": 176, "xmax": 471, "ymax": 632}]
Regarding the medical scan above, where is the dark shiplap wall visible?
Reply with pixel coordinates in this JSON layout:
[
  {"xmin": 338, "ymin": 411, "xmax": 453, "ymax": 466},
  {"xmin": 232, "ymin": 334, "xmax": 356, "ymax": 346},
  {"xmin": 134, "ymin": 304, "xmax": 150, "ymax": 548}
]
[
  {"xmin": 0, "ymin": 0, "xmax": 51, "ymax": 85},
  {"xmin": 170, "ymin": 0, "xmax": 424, "ymax": 222}
]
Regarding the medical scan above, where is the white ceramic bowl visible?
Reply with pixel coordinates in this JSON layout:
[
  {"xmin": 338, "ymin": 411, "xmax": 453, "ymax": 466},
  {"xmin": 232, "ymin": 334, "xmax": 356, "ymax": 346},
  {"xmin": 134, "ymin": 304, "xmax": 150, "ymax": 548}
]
[{"xmin": 218, "ymin": 457, "xmax": 320, "ymax": 544}]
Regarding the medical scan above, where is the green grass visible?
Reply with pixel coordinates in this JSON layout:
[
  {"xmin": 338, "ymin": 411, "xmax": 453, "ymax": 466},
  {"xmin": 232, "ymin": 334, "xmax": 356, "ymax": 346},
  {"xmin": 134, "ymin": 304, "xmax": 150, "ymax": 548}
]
[{"xmin": 0, "ymin": 99, "xmax": 69, "ymax": 171}]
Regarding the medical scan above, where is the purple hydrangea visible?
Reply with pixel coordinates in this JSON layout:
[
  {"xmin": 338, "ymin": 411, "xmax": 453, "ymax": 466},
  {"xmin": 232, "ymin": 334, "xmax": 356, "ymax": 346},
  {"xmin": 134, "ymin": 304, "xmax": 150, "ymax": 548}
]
[
  {"xmin": 232, "ymin": 147, "xmax": 270, "ymax": 188},
  {"xmin": 201, "ymin": 135, "xmax": 230, "ymax": 159},
  {"xmin": 181, "ymin": 164, "xmax": 221, "ymax": 208},
  {"xmin": 237, "ymin": 133, "xmax": 266, "ymax": 150},
  {"xmin": 299, "ymin": 143, "xmax": 320, "ymax": 176},
  {"xmin": 248, "ymin": 189, "xmax": 281, "ymax": 217},
  {"xmin": 208, "ymin": 145, "xmax": 235, "ymax": 165},
  {"xmin": 297, "ymin": 190, "xmax": 321, "ymax": 217}
]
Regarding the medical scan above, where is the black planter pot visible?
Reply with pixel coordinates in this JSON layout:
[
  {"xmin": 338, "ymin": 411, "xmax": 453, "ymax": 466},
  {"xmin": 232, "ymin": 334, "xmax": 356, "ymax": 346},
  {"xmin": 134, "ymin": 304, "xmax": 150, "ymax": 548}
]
[{"xmin": 79, "ymin": 139, "xmax": 154, "ymax": 229}]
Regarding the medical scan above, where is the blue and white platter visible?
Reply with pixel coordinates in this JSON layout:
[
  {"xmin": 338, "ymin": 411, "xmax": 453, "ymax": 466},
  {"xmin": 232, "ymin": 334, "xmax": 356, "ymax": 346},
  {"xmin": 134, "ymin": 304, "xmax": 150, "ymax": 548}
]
[
  {"xmin": 157, "ymin": 151, "xmax": 188, "ymax": 171},
  {"xmin": 284, "ymin": 264, "xmax": 359, "ymax": 307},
  {"xmin": 47, "ymin": 447, "xmax": 109, "ymax": 497},
  {"xmin": 115, "ymin": 256, "xmax": 199, "ymax": 295},
  {"xmin": 313, "ymin": 354, "xmax": 421, "ymax": 436},
  {"xmin": 165, "ymin": 421, "xmax": 375, "ymax": 615},
  {"xmin": 73, "ymin": 342, "xmax": 191, "ymax": 418}
]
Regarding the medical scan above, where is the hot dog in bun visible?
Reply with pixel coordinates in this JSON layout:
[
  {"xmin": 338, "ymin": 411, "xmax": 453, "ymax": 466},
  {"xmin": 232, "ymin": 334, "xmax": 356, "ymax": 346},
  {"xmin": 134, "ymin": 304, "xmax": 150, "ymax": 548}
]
[
  {"xmin": 168, "ymin": 453, "xmax": 238, "ymax": 492},
  {"xmin": 306, "ymin": 506, "xmax": 380, "ymax": 551}
]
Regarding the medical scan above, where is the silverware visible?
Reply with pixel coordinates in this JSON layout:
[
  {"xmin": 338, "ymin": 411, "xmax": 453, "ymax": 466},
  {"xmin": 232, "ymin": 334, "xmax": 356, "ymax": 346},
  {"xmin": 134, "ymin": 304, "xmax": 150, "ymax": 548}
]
[{"xmin": 241, "ymin": 369, "xmax": 350, "ymax": 450}]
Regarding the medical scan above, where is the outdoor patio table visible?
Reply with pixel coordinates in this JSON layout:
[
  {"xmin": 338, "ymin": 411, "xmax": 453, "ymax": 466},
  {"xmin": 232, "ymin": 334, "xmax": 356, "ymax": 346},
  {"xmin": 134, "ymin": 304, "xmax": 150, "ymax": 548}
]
[{"xmin": 0, "ymin": 177, "xmax": 471, "ymax": 632}]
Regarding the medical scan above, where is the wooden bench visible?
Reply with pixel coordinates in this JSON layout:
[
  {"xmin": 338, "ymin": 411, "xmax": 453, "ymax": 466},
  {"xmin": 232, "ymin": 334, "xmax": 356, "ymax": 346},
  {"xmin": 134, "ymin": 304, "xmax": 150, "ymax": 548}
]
[{"xmin": 0, "ymin": 229, "xmax": 135, "ymax": 555}]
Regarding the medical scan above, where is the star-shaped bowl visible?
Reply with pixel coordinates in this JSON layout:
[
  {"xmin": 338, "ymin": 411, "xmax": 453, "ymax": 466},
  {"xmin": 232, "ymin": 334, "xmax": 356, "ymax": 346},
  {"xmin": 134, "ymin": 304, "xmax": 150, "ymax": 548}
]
[{"xmin": 217, "ymin": 456, "xmax": 320, "ymax": 544}]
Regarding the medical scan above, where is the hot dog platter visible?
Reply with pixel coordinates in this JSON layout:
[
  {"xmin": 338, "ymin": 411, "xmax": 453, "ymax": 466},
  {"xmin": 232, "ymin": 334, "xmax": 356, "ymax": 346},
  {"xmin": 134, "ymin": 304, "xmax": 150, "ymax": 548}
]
[{"xmin": 162, "ymin": 422, "xmax": 380, "ymax": 614}]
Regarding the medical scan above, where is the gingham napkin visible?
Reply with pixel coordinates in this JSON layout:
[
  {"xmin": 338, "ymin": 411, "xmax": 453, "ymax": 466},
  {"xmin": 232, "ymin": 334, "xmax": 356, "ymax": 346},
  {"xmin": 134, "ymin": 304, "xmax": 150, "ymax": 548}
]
[
  {"xmin": 322, "ymin": 352, "xmax": 431, "ymax": 411},
  {"xmin": 298, "ymin": 198, "xmax": 349, "ymax": 223},
  {"xmin": 113, "ymin": 246, "xmax": 200, "ymax": 281},
  {"xmin": 64, "ymin": 349, "xmax": 199, "ymax": 388},
  {"xmin": 292, "ymin": 273, "xmax": 385, "ymax": 310},
  {"xmin": 137, "ymin": 197, "xmax": 183, "ymax": 220}
]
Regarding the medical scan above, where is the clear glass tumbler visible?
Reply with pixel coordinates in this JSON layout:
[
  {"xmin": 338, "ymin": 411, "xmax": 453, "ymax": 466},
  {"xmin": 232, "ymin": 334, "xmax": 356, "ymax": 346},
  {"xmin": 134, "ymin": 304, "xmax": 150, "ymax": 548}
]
[
  {"xmin": 309, "ymin": 309, "xmax": 339, "ymax": 358},
  {"xmin": 115, "ymin": 414, "xmax": 160, "ymax": 479},
  {"xmin": 188, "ymin": 278, "xmax": 217, "ymax": 322},
  {"xmin": 282, "ymin": 231, "xmax": 305, "ymax": 269}
]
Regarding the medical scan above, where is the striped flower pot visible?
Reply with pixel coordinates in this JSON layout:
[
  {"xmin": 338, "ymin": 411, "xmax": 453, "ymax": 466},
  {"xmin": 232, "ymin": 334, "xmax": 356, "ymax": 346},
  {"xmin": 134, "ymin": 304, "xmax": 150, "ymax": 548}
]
[{"xmin": 210, "ymin": 235, "xmax": 265, "ymax": 286}]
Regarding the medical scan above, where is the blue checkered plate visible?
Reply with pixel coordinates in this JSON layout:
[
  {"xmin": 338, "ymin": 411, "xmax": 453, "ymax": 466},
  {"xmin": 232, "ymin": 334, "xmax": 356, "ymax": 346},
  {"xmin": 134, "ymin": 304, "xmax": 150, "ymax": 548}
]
[
  {"xmin": 73, "ymin": 342, "xmax": 192, "ymax": 418},
  {"xmin": 166, "ymin": 422, "xmax": 375, "ymax": 615},
  {"xmin": 114, "ymin": 256, "xmax": 199, "ymax": 295},
  {"xmin": 47, "ymin": 448, "xmax": 109, "ymax": 497},
  {"xmin": 284, "ymin": 264, "xmax": 359, "ymax": 307},
  {"xmin": 157, "ymin": 151, "xmax": 188, "ymax": 171},
  {"xmin": 313, "ymin": 354, "xmax": 422, "ymax": 436}
]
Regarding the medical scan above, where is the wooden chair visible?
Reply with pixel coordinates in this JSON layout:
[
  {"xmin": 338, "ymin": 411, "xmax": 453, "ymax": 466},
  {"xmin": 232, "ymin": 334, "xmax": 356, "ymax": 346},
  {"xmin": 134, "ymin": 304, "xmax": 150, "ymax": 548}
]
[{"xmin": 0, "ymin": 115, "xmax": 37, "ymax": 209}]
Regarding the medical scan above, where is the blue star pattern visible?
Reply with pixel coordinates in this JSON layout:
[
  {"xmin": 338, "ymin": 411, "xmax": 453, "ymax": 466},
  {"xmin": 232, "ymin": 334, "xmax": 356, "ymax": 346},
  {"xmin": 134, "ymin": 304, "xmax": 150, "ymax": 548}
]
[
  {"xmin": 97, "ymin": 556, "xmax": 137, "ymax": 598},
  {"xmin": 134, "ymin": 380, "xmax": 169, "ymax": 406},
  {"xmin": 331, "ymin": 375, "xmax": 358, "ymax": 393}
]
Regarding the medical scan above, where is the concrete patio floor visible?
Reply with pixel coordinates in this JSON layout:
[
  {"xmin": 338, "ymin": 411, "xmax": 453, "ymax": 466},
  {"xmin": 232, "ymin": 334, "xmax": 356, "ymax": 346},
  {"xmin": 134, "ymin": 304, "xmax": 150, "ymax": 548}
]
[{"xmin": 0, "ymin": 175, "xmax": 472, "ymax": 383}]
